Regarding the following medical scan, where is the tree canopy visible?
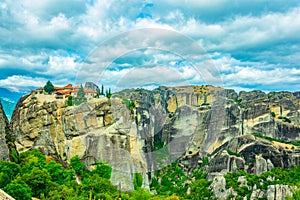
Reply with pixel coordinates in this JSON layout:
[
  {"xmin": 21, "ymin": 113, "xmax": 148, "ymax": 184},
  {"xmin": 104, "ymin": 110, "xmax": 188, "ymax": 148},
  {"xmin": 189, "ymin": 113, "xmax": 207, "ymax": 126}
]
[
  {"xmin": 1, "ymin": 149, "xmax": 300, "ymax": 200},
  {"xmin": 77, "ymin": 85, "xmax": 85, "ymax": 99},
  {"xmin": 44, "ymin": 81, "xmax": 55, "ymax": 94}
]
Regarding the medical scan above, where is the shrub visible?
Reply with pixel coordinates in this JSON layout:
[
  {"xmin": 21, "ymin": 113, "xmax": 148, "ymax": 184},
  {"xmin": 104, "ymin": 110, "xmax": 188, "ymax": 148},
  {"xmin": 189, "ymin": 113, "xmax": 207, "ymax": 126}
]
[
  {"xmin": 271, "ymin": 112, "xmax": 275, "ymax": 117},
  {"xmin": 189, "ymin": 179, "xmax": 213, "ymax": 199},
  {"xmin": 70, "ymin": 156, "xmax": 85, "ymax": 176},
  {"xmin": 19, "ymin": 149, "xmax": 47, "ymax": 174},
  {"xmin": 0, "ymin": 172, "xmax": 10, "ymax": 188},
  {"xmin": 81, "ymin": 174, "xmax": 118, "ymax": 198},
  {"xmin": 92, "ymin": 161, "xmax": 112, "ymax": 179},
  {"xmin": 134, "ymin": 173, "xmax": 143, "ymax": 190},
  {"xmin": 227, "ymin": 149, "xmax": 240, "ymax": 157},
  {"xmin": 3, "ymin": 179, "xmax": 32, "ymax": 200},
  {"xmin": 22, "ymin": 168, "xmax": 52, "ymax": 198},
  {"xmin": 122, "ymin": 97, "xmax": 135, "ymax": 114},
  {"xmin": 233, "ymin": 98, "xmax": 243, "ymax": 108},
  {"xmin": 283, "ymin": 117, "xmax": 291, "ymax": 123},
  {"xmin": 0, "ymin": 161, "xmax": 21, "ymax": 180},
  {"xmin": 130, "ymin": 188, "xmax": 152, "ymax": 200},
  {"xmin": 252, "ymin": 133, "xmax": 300, "ymax": 147},
  {"xmin": 67, "ymin": 96, "xmax": 74, "ymax": 106}
]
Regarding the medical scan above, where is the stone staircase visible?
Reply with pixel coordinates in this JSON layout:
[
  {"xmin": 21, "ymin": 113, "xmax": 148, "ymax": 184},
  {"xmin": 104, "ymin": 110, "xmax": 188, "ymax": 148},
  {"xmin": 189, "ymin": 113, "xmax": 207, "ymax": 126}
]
[{"xmin": 0, "ymin": 189, "xmax": 15, "ymax": 200}]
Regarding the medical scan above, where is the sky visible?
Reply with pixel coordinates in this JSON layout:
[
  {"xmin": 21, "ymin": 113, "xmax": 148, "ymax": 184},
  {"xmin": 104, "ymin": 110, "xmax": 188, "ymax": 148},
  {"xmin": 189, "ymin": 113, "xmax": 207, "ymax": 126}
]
[{"xmin": 1, "ymin": 0, "xmax": 300, "ymax": 97}]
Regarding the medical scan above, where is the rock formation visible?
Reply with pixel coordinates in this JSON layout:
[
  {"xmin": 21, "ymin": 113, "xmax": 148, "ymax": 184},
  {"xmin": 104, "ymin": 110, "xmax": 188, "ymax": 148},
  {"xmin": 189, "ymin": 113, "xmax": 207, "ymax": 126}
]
[
  {"xmin": 209, "ymin": 173, "xmax": 295, "ymax": 200},
  {"xmin": 10, "ymin": 94, "xmax": 148, "ymax": 191},
  {"xmin": 0, "ymin": 100, "xmax": 9, "ymax": 161},
  {"xmin": 9, "ymin": 85, "xmax": 300, "ymax": 194},
  {"xmin": 208, "ymin": 134, "xmax": 300, "ymax": 174}
]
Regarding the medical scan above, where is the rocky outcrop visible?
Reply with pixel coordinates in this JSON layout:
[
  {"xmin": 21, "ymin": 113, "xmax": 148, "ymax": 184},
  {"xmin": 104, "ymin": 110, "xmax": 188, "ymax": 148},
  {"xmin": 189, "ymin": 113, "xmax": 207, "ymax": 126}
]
[
  {"xmin": 208, "ymin": 135, "xmax": 300, "ymax": 174},
  {"xmin": 267, "ymin": 184, "xmax": 294, "ymax": 200},
  {"xmin": 209, "ymin": 173, "xmax": 295, "ymax": 200},
  {"xmin": 10, "ymin": 94, "xmax": 147, "ymax": 191},
  {"xmin": 9, "ymin": 85, "xmax": 300, "ymax": 191},
  {"xmin": 0, "ymin": 100, "xmax": 9, "ymax": 161},
  {"xmin": 210, "ymin": 174, "xmax": 237, "ymax": 200}
]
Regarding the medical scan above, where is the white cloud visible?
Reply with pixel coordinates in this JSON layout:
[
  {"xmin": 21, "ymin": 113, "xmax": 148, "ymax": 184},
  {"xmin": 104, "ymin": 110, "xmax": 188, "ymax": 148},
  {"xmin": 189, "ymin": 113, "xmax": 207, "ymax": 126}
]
[
  {"xmin": 46, "ymin": 55, "xmax": 78, "ymax": 75},
  {"xmin": 0, "ymin": 0, "xmax": 300, "ymax": 93},
  {"xmin": 221, "ymin": 65, "xmax": 300, "ymax": 91},
  {"xmin": 114, "ymin": 66, "xmax": 189, "ymax": 90},
  {"xmin": 0, "ymin": 75, "xmax": 47, "ymax": 92}
]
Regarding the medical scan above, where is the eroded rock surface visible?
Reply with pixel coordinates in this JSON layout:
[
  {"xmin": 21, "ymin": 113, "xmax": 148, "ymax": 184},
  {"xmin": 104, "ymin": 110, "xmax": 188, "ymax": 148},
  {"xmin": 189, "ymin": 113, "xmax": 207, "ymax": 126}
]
[
  {"xmin": 208, "ymin": 135, "xmax": 300, "ymax": 175},
  {"xmin": 9, "ymin": 86, "xmax": 300, "ymax": 192},
  {"xmin": 0, "ymin": 101, "xmax": 9, "ymax": 161}
]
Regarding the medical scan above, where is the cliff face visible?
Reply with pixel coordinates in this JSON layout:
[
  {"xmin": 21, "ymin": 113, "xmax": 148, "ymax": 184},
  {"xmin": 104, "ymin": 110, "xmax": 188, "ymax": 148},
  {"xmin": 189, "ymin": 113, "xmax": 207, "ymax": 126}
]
[
  {"xmin": 208, "ymin": 134, "xmax": 300, "ymax": 174},
  {"xmin": 0, "ymin": 100, "xmax": 9, "ymax": 161},
  {"xmin": 10, "ymin": 94, "xmax": 148, "ymax": 191},
  {"xmin": 10, "ymin": 86, "xmax": 300, "ymax": 192}
]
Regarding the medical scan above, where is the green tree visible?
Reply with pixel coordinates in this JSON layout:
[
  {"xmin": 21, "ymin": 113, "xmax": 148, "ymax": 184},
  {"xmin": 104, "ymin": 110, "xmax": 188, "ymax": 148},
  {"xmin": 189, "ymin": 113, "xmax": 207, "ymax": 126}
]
[
  {"xmin": 106, "ymin": 88, "xmax": 112, "ymax": 98},
  {"xmin": 22, "ymin": 167, "xmax": 53, "ymax": 198},
  {"xmin": 47, "ymin": 184, "xmax": 76, "ymax": 200},
  {"xmin": 75, "ymin": 85, "xmax": 87, "ymax": 105},
  {"xmin": 3, "ymin": 179, "xmax": 32, "ymax": 200},
  {"xmin": 101, "ymin": 84, "xmax": 104, "ymax": 95},
  {"xmin": 77, "ymin": 85, "xmax": 85, "ymax": 98},
  {"xmin": 0, "ymin": 161, "xmax": 21, "ymax": 188},
  {"xmin": 46, "ymin": 160, "xmax": 66, "ymax": 184},
  {"xmin": 133, "ymin": 173, "xmax": 143, "ymax": 190},
  {"xmin": 96, "ymin": 87, "xmax": 100, "ymax": 97},
  {"xmin": 19, "ymin": 149, "xmax": 46, "ymax": 174},
  {"xmin": 129, "ymin": 188, "xmax": 152, "ymax": 200},
  {"xmin": 91, "ymin": 161, "xmax": 112, "ymax": 179},
  {"xmin": 67, "ymin": 96, "xmax": 74, "ymax": 106},
  {"xmin": 0, "ymin": 161, "xmax": 21, "ymax": 180},
  {"xmin": 44, "ymin": 80, "xmax": 55, "ymax": 94},
  {"xmin": 70, "ymin": 155, "xmax": 85, "ymax": 176},
  {"xmin": 0, "ymin": 172, "xmax": 10, "ymax": 188},
  {"xmin": 80, "ymin": 174, "xmax": 118, "ymax": 198},
  {"xmin": 188, "ymin": 179, "xmax": 213, "ymax": 199}
]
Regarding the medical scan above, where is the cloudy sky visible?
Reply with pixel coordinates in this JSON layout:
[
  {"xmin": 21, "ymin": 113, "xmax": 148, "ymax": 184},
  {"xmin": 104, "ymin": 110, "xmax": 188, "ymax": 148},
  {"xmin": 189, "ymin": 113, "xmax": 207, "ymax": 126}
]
[{"xmin": 1, "ymin": 0, "xmax": 300, "ymax": 95}]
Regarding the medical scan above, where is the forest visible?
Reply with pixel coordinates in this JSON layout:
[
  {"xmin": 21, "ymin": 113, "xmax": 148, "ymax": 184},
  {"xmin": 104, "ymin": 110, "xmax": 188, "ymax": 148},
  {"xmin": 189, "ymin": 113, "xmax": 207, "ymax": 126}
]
[{"xmin": 1, "ymin": 149, "xmax": 300, "ymax": 200}]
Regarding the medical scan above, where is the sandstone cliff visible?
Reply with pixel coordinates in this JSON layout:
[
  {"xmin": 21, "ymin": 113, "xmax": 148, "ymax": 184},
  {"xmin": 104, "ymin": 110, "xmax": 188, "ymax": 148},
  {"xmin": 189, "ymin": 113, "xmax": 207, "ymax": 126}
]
[
  {"xmin": 0, "ymin": 100, "xmax": 9, "ymax": 161},
  {"xmin": 9, "ymin": 86, "xmax": 300, "ymax": 193},
  {"xmin": 10, "ymin": 94, "xmax": 148, "ymax": 191}
]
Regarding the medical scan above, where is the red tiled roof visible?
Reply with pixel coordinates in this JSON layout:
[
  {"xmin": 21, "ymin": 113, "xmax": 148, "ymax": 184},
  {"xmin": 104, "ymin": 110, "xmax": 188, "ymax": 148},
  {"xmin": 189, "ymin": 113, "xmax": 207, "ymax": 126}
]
[
  {"xmin": 63, "ymin": 84, "xmax": 73, "ymax": 89},
  {"xmin": 37, "ymin": 84, "xmax": 96, "ymax": 95},
  {"xmin": 55, "ymin": 90, "xmax": 72, "ymax": 95},
  {"xmin": 72, "ymin": 89, "xmax": 97, "ymax": 94},
  {"xmin": 54, "ymin": 86, "xmax": 63, "ymax": 90},
  {"xmin": 84, "ymin": 89, "xmax": 97, "ymax": 93}
]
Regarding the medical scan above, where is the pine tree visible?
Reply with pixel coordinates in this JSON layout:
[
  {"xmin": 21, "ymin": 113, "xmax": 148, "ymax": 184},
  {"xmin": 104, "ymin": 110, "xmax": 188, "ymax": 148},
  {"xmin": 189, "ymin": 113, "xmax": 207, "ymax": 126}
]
[
  {"xmin": 77, "ymin": 85, "xmax": 85, "ymax": 98},
  {"xmin": 101, "ymin": 85, "xmax": 104, "ymax": 95},
  {"xmin": 106, "ymin": 88, "xmax": 112, "ymax": 98},
  {"xmin": 96, "ymin": 87, "xmax": 100, "ymax": 96},
  {"xmin": 44, "ymin": 81, "xmax": 55, "ymax": 94}
]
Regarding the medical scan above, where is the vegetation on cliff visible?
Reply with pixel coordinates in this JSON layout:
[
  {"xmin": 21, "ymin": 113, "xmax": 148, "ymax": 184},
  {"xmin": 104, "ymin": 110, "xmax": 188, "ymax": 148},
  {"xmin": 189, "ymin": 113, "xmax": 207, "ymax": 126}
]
[
  {"xmin": 225, "ymin": 167, "xmax": 300, "ymax": 199},
  {"xmin": 4, "ymin": 86, "xmax": 300, "ymax": 199},
  {"xmin": 2, "ymin": 148, "xmax": 300, "ymax": 199},
  {"xmin": 0, "ymin": 149, "xmax": 212, "ymax": 199},
  {"xmin": 253, "ymin": 133, "xmax": 300, "ymax": 146},
  {"xmin": 44, "ymin": 81, "xmax": 55, "ymax": 94},
  {"xmin": 0, "ymin": 149, "xmax": 294, "ymax": 199}
]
